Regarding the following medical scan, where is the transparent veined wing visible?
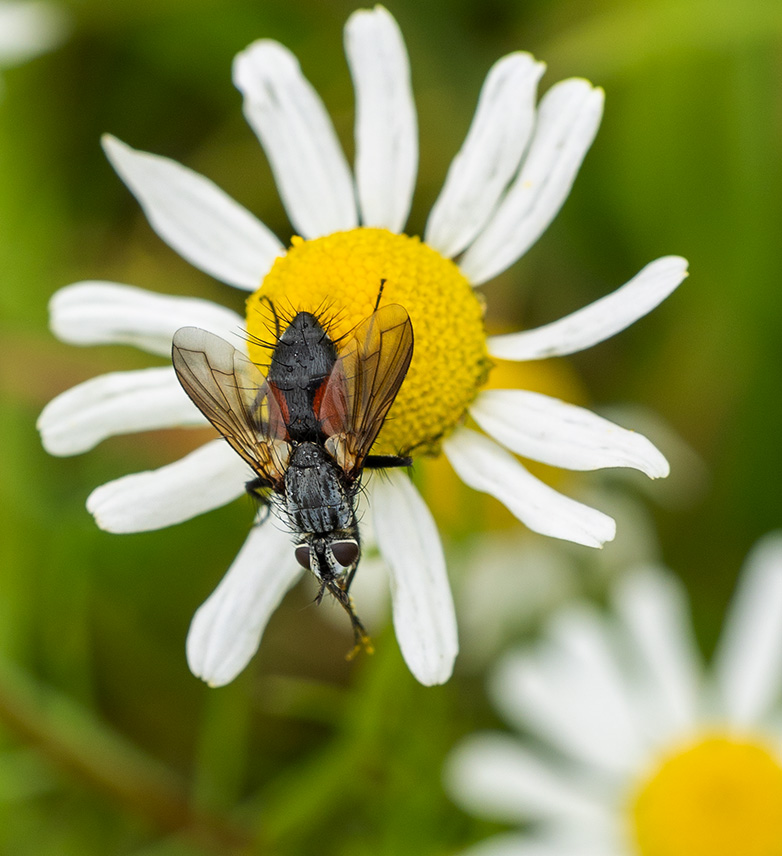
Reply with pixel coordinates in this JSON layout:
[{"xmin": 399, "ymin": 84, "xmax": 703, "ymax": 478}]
[
  {"xmin": 317, "ymin": 304, "xmax": 414, "ymax": 476},
  {"xmin": 172, "ymin": 326, "xmax": 290, "ymax": 486}
]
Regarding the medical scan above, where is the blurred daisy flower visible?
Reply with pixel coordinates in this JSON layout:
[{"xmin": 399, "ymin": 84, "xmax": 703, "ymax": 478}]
[
  {"xmin": 445, "ymin": 533, "xmax": 782, "ymax": 856},
  {"xmin": 0, "ymin": 1, "xmax": 66, "ymax": 92},
  {"xmin": 38, "ymin": 6, "xmax": 687, "ymax": 688}
]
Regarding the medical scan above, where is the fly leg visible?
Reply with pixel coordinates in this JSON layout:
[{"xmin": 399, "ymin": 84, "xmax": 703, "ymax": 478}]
[
  {"xmin": 325, "ymin": 579, "xmax": 374, "ymax": 658},
  {"xmin": 245, "ymin": 476, "xmax": 274, "ymax": 525},
  {"xmin": 363, "ymin": 454, "xmax": 412, "ymax": 469},
  {"xmin": 342, "ymin": 560, "xmax": 360, "ymax": 594},
  {"xmin": 246, "ymin": 475, "xmax": 274, "ymax": 496}
]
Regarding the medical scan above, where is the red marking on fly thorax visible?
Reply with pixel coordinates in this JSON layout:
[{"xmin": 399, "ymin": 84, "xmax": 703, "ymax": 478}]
[
  {"xmin": 311, "ymin": 375, "xmax": 331, "ymax": 422},
  {"xmin": 268, "ymin": 382, "xmax": 291, "ymax": 424}
]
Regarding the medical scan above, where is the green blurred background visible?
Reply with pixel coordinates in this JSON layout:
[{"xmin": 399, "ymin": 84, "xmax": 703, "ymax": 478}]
[{"xmin": 1, "ymin": 0, "xmax": 781, "ymax": 853}]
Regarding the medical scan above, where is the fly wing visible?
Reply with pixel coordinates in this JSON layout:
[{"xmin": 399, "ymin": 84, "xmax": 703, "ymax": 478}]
[
  {"xmin": 316, "ymin": 305, "xmax": 413, "ymax": 476},
  {"xmin": 172, "ymin": 326, "xmax": 290, "ymax": 486}
]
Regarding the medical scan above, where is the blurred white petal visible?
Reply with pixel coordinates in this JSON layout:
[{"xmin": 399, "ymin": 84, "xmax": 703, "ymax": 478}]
[
  {"xmin": 491, "ymin": 607, "xmax": 645, "ymax": 775},
  {"xmin": 370, "ymin": 471, "xmax": 458, "ymax": 686},
  {"xmin": 49, "ymin": 281, "xmax": 245, "ymax": 356},
  {"xmin": 713, "ymin": 533, "xmax": 782, "ymax": 727},
  {"xmin": 346, "ymin": 6, "xmax": 417, "ymax": 231},
  {"xmin": 0, "ymin": 1, "xmax": 67, "ymax": 67},
  {"xmin": 425, "ymin": 52, "xmax": 545, "ymax": 258},
  {"xmin": 445, "ymin": 732, "xmax": 612, "ymax": 826},
  {"xmin": 187, "ymin": 521, "xmax": 301, "ymax": 687},
  {"xmin": 440, "ymin": 833, "xmax": 544, "ymax": 856},
  {"xmin": 38, "ymin": 367, "xmax": 205, "ymax": 456},
  {"xmin": 444, "ymin": 427, "xmax": 615, "ymax": 548},
  {"xmin": 488, "ymin": 256, "xmax": 688, "ymax": 361},
  {"xmin": 233, "ymin": 39, "xmax": 357, "ymax": 238},
  {"xmin": 612, "ymin": 567, "xmax": 701, "ymax": 740},
  {"xmin": 471, "ymin": 389, "xmax": 669, "ymax": 477},
  {"xmin": 451, "ymin": 832, "xmax": 619, "ymax": 856},
  {"xmin": 460, "ymin": 79, "xmax": 604, "ymax": 285},
  {"xmin": 598, "ymin": 404, "xmax": 710, "ymax": 509},
  {"xmin": 102, "ymin": 135, "xmax": 282, "ymax": 290},
  {"xmin": 87, "ymin": 440, "xmax": 249, "ymax": 533},
  {"xmin": 455, "ymin": 536, "xmax": 577, "ymax": 669}
]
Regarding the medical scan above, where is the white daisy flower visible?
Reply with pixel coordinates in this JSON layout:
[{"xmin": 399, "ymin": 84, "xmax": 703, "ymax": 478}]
[
  {"xmin": 0, "ymin": 1, "xmax": 66, "ymax": 89},
  {"xmin": 38, "ymin": 6, "xmax": 687, "ymax": 689},
  {"xmin": 445, "ymin": 533, "xmax": 782, "ymax": 856}
]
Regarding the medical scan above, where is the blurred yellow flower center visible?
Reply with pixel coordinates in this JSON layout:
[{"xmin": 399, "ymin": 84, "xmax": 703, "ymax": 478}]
[
  {"xmin": 631, "ymin": 735, "xmax": 782, "ymax": 856},
  {"xmin": 246, "ymin": 228, "xmax": 490, "ymax": 455}
]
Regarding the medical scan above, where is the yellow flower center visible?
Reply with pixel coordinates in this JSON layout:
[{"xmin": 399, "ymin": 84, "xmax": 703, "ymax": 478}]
[
  {"xmin": 631, "ymin": 735, "xmax": 782, "ymax": 856},
  {"xmin": 245, "ymin": 228, "xmax": 490, "ymax": 455}
]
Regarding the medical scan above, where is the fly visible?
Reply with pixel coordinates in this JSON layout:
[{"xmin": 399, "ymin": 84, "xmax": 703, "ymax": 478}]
[{"xmin": 171, "ymin": 297, "xmax": 414, "ymax": 655}]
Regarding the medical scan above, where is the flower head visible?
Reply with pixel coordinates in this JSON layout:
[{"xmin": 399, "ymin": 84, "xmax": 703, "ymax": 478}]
[
  {"xmin": 445, "ymin": 533, "xmax": 782, "ymax": 856},
  {"xmin": 38, "ymin": 7, "xmax": 687, "ymax": 688}
]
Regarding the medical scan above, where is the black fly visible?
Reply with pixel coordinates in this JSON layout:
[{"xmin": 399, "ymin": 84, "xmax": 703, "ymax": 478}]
[{"xmin": 171, "ymin": 297, "xmax": 414, "ymax": 655}]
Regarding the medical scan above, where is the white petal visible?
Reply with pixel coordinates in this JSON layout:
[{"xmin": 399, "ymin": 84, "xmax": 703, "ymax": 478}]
[
  {"xmin": 460, "ymin": 79, "xmax": 604, "ymax": 285},
  {"xmin": 187, "ymin": 521, "xmax": 302, "ymax": 687},
  {"xmin": 102, "ymin": 136, "xmax": 282, "ymax": 290},
  {"xmin": 442, "ymin": 833, "xmax": 546, "ymax": 856},
  {"xmin": 425, "ymin": 52, "xmax": 545, "ymax": 258},
  {"xmin": 38, "ymin": 367, "xmax": 206, "ymax": 456},
  {"xmin": 491, "ymin": 609, "xmax": 644, "ymax": 775},
  {"xmin": 456, "ymin": 537, "xmax": 577, "ymax": 669},
  {"xmin": 443, "ymin": 427, "xmax": 615, "ymax": 548},
  {"xmin": 454, "ymin": 833, "xmax": 620, "ymax": 856},
  {"xmin": 0, "ymin": 1, "xmax": 67, "ymax": 66},
  {"xmin": 470, "ymin": 389, "xmax": 669, "ymax": 477},
  {"xmin": 369, "ymin": 471, "xmax": 458, "ymax": 685},
  {"xmin": 345, "ymin": 6, "xmax": 417, "ymax": 232},
  {"xmin": 445, "ymin": 732, "xmax": 612, "ymax": 826},
  {"xmin": 488, "ymin": 256, "xmax": 688, "ymax": 360},
  {"xmin": 233, "ymin": 40, "xmax": 357, "ymax": 239},
  {"xmin": 712, "ymin": 533, "xmax": 782, "ymax": 727},
  {"xmin": 612, "ymin": 567, "xmax": 701, "ymax": 739},
  {"xmin": 49, "ymin": 281, "xmax": 245, "ymax": 357},
  {"xmin": 86, "ymin": 439, "xmax": 249, "ymax": 533}
]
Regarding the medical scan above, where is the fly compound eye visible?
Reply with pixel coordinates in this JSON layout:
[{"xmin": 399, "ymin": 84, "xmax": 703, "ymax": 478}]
[
  {"xmin": 331, "ymin": 539, "xmax": 360, "ymax": 568},
  {"xmin": 294, "ymin": 544, "xmax": 311, "ymax": 570}
]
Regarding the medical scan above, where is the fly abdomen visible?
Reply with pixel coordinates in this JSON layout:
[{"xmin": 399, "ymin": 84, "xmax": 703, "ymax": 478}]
[{"xmin": 284, "ymin": 443, "xmax": 353, "ymax": 534}]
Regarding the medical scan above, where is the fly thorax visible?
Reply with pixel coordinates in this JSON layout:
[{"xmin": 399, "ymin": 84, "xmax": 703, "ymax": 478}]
[{"xmin": 267, "ymin": 312, "xmax": 337, "ymax": 442}]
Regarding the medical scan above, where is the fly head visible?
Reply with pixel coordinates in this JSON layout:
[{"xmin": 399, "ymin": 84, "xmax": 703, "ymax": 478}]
[{"xmin": 294, "ymin": 531, "xmax": 361, "ymax": 587}]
